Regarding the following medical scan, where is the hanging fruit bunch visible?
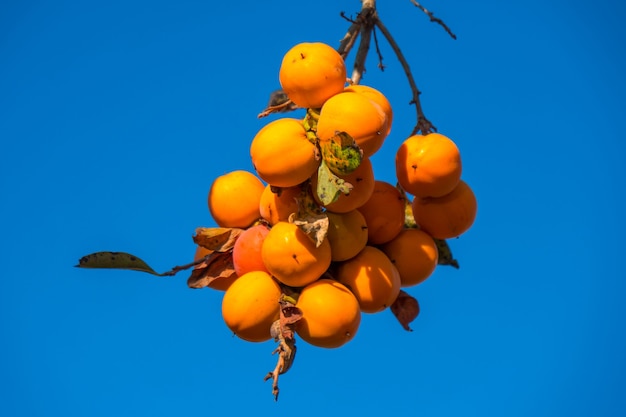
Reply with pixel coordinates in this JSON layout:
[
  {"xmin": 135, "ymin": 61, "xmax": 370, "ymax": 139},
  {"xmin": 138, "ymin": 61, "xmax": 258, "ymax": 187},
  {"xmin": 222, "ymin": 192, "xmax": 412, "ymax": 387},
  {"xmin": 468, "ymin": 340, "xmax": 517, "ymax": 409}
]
[{"xmin": 77, "ymin": 2, "xmax": 475, "ymax": 401}]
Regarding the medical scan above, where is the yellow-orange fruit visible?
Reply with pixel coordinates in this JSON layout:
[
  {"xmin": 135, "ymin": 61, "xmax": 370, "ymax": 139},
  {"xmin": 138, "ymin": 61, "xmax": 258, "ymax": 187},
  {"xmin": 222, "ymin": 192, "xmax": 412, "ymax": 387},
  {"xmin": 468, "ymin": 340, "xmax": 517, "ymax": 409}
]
[
  {"xmin": 396, "ymin": 133, "xmax": 462, "ymax": 198},
  {"xmin": 193, "ymin": 246, "xmax": 238, "ymax": 291},
  {"xmin": 232, "ymin": 224, "xmax": 270, "ymax": 276},
  {"xmin": 357, "ymin": 180, "xmax": 405, "ymax": 245},
  {"xmin": 343, "ymin": 84, "xmax": 393, "ymax": 136},
  {"xmin": 221, "ymin": 271, "xmax": 281, "ymax": 342},
  {"xmin": 381, "ymin": 229, "xmax": 438, "ymax": 287},
  {"xmin": 316, "ymin": 91, "xmax": 389, "ymax": 158},
  {"xmin": 311, "ymin": 157, "xmax": 375, "ymax": 213},
  {"xmin": 411, "ymin": 180, "xmax": 477, "ymax": 239},
  {"xmin": 279, "ymin": 42, "xmax": 347, "ymax": 109},
  {"xmin": 326, "ymin": 210, "xmax": 369, "ymax": 261},
  {"xmin": 259, "ymin": 184, "xmax": 302, "ymax": 225},
  {"xmin": 295, "ymin": 279, "xmax": 361, "ymax": 348},
  {"xmin": 261, "ymin": 221, "xmax": 331, "ymax": 288},
  {"xmin": 250, "ymin": 118, "xmax": 320, "ymax": 188},
  {"xmin": 336, "ymin": 246, "xmax": 401, "ymax": 313},
  {"xmin": 208, "ymin": 170, "xmax": 264, "ymax": 228}
]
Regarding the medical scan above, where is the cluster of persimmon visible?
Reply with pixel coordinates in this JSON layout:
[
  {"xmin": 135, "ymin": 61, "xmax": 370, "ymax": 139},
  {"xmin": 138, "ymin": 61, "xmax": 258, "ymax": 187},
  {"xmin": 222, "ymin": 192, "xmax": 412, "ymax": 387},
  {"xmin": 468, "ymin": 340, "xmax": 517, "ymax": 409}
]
[{"xmin": 198, "ymin": 42, "xmax": 477, "ymax": 350}]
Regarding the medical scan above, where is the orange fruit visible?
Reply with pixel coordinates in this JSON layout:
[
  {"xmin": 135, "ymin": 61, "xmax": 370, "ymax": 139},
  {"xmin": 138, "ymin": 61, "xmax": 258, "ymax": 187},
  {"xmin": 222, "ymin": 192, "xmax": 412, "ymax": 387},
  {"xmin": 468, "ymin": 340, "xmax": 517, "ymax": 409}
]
[
  {"xmin": 193, "ymin": 245, "xmax": 238, "ymax": 291},
  {"xmin": 279, "ymin": 42, "xmax": 347, "ymax": 109},
  {"xmin": 336, "ymin": 246, "xmax": 401, "ymax": 313},
  {"xmin": 411, "ymin": 179, "xmax": 477, "ymax": 239},
  {"xmin": 221, "ymin": 270, "xmax": 281, "ymax": 342},
  {"xmin": 343, "ymin": 84, "xmax": 393, "ymax": 136},
  {"xmin": 311, "ymin": 157, "xmax": 375, "ymax": 213},
  {"xmin": 295, "ymin": 278, "xmax": 361, "ymax": 348},
  {"xmin": 357, "ymin": 180, "xmax": 405, "ymax": 245},
  {"xmin": 381, "ymin": 229, "xmax": 438, "ymax": 287},
  {"xmin": 316, "ymin": 91, "xmax": 389, "ymax": 158},
  {"xmin": 208, "ymin": 170, "xmax": 264, "ymax": 228},
  {"xmin": 250, "ymin": 118, "xmax": 320, "ymax": 188},
  {"xmin": 232, "ymin": 224, "xmax": 270, "ymax": 276},
  {"xmin": 259, "ymin": 184, "xmax": 302, "ymax": 225},
  {"xmin": 326, "ymin": 210, "xmax": 369, "ymax": 261},
  {"xmin": 396, "ymin": 132, "xmax": 462, "ymax": 198},
  {"xmin": 261, "ymin": 221, "xmax": 331, "ymax": 288}
]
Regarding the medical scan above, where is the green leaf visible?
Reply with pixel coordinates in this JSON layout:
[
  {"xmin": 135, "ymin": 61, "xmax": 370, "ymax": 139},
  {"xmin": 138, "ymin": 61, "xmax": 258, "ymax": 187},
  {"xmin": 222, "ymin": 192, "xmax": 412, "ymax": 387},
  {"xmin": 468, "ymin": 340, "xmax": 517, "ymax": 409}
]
[
  {"xmin": 316, "ymin": 160, "xmax": 353, "ymax": 205},
  {"xmin": 320, "ymin": 131, "xmax": 362, "ymax": 176},
  {"xmin": 75, "ymin": 251, "xmax": 164, "ymax": 276}
]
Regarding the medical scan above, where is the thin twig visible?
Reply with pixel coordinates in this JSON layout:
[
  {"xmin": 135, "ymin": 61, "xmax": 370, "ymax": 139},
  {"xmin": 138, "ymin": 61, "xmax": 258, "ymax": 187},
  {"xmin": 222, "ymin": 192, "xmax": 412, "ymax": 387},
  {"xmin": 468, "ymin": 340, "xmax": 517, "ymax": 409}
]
[
  {"xmin": 372, "ymin": 26, "xmax": 385, "ymax": 71},
  {"xmin": 351, "ymin": 7, "xmax": 376, "ymax": 84},
  {"xmin": 375, "ymin": 18, "xmax": 436, "ymax": 134},
  {"xmin": 337, "ymin": 14, "xmax": 361, "ymax": 59},
  {"xmin": 410, "ymin": 0, "xmax": 457, "ymax": 40}
]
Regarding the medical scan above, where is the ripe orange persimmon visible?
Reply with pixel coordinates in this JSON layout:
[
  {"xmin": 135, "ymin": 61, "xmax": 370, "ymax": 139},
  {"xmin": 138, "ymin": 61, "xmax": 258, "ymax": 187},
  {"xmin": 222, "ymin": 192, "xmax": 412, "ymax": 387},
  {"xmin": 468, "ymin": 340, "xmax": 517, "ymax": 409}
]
[
  {"xmin": 411, "ymin": 179, "xmax": 477, "ymax": 239},
  {"xmin": 261, "ymin": 221, "xmax": 331, "ymax": 288},
  {"xmin": 259, "ymin": 184, "xmax": 302, "ymax": 225},
  {"xmin": 232, "ymin": 224, "xmax": 270, "ymax": 276},
  {"xmin": 295, "ymin": 279, "xmax": 361, "ymax": 348},
  {"xmin": 312, "ymin": 157, "xmax": 375, "ymax": 213},
  {"xmin": 336, "ymin": 246, "xmax": 401, "ymax": 313},
  {"xmin": 357, "ymin": 180, "xmax": 405, "ymax": 245},
  {"xmin": 221, "ymin": 270, "xmax": 281, "ymax": 342},
  {"xmin": 316, "ymin": 91, "xmax": 389, "ymax": 158},
  {"xmin": 279, "ymin": 42, "xmax": 347, "ymax": 109},
  {"xmin": 326, "ymin": 210, "xmax": 369, "ymax": 262},
  {"xmin": 208, "ymin": 170, "xmax": 264, "ymax": 228},
  {"xmin": 193, "ymin": 245, "xmax": 238, "ymax": 291},
  {"xmin": 343, "ymin": 84, "xmax": 393, "ymax": 136},
  {"xmin": 251, "ymin": 118, "xmax": 320, "ymax": 188},
  {"xmin": 396, "ymin": 133, "xmax": 462, "ymax": 198},
  {"xmin": 381, "ymin": 229, "xmax": 438, "ymax": 287}
]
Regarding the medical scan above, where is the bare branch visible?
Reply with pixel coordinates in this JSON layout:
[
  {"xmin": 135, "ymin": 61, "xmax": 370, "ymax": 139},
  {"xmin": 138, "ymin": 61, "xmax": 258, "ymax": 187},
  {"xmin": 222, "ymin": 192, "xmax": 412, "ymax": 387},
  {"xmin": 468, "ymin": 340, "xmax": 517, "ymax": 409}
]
[
  {"xmin": 410, "ymin": 0, "xmax": 457, "ymax": 40},
  {"xmin": 351, "ymin": 8, "xmax": 376, "ymax": 84},
  {"xmin": 337, "ymin": 12, "xmax": 361, "ymax": 59},
  {"xmin": 375, "ymin": 18, "xmax": 436, "ymax": 134}
]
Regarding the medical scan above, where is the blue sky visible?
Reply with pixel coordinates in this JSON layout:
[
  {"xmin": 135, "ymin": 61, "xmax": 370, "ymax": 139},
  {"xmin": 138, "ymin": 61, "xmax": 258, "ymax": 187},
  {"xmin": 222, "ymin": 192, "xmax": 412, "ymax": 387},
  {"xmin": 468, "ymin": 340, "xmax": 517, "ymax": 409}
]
[{"xmin": 1, "ymin": 0, "xmax": 625, "ymax": 415}]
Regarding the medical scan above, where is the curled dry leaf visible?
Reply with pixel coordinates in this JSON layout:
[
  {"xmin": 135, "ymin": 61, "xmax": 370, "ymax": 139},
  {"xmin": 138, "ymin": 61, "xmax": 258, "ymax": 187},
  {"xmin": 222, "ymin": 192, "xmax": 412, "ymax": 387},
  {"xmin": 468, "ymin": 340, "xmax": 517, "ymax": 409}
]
[
  {"xmin": 192, "ymin": 227, "xmax": 243, "ymax": 252},
  {"xmin": 434, "ymin": 238, "xmax": 459, "ymax": 269},
  {"xmin": 187, "ymin": 250, "xmax": 237, "ymax": 289},
  {"xmin": 288, "ymin": 211, "xmax": 329, "ymax": 248},
  {"xmin": 390, "ymin": 290, "xmax": 420, "ymax": 331}
]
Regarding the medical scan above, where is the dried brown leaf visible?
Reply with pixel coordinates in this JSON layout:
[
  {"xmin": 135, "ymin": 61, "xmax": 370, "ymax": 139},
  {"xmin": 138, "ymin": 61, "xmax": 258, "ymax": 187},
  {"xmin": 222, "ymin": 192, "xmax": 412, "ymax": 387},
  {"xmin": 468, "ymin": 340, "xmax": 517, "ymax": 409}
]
[
  {"xmin": 187, "ymin": 251, "xmax": 237, "ymax": 289},
  {"xmin": 390, "ymin": 290, "xmax": 420, "ymax": 331},
  {"xmin": 288, "ymin": 211, "xmax": 329, "ymax": 248},
  {"xmin": 193, "ymin": 227, "xmax": 243, "ymax": 252}
]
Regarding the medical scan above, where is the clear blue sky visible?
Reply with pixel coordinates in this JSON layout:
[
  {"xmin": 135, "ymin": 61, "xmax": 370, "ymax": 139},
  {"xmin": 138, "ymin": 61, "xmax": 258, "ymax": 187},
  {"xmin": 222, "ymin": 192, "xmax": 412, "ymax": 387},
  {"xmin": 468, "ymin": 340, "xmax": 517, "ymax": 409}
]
[{"xmin": 1, "ymin": 0, "xmax": 625, "ymax": 415}]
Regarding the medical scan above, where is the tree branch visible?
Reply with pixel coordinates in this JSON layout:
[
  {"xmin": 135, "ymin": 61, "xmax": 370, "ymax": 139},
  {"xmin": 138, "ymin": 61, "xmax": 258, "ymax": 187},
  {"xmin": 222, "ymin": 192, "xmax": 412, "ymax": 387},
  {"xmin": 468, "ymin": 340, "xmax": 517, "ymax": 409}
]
[{"xmin": 410, "ymin": 0, "xmax": 457, "ymax": 40}]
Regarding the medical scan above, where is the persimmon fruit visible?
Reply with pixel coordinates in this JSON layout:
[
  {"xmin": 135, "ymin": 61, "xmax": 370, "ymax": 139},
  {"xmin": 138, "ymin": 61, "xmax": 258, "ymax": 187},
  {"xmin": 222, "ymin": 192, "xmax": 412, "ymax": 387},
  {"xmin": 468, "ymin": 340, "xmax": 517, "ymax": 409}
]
[
  {"xmin": 336, "ymin": 246, "xmax": 401, "ymax": 313},
  {"xmin": 357, "ymin": 180, "xmax": 405, "ymax": 245},
  {"xmin": 325, "ymin": 210, "xmax": 369, "ymax": 262},
  {"xmin": 250, "ymin": 118, "xmax": 320, "ymax": 188},
  {"xmin": 396, "ymin": 133, "xmax": 462, "ymax": 198},
  {"xmin": 295, "ymin": 279, "xmax": 361, "ymax": 348},
  {"xmin": 221, "ymin": 270, "xmax": 281, "ymax": 343},
  {"xmin": 381, "ymin": 229, "xmax": 438, "ymax": 287},
  {"xmin": 208, "ymin": 170, "xmax": 264, "ymax": 228},
  {"xmin": 316, "ymin": 91, "xmax": 389, "ymax": 158},
  {"xmin": 261, "ymin": 221, "xmax": 331, "ymax": 288},
  {"xmin": 259, "ymin": 184, "xmax": 302, "ymax": 225},
  {"xmin": 411, "ymin": 179, "xmax": 477, "ymax": 239},
  {"xmin": 232, "ymin": 223, "xmax": 270, "ymax": 276},
  {"xmin": 279, "ymin": 42, "xmax": 347, "ymax": 109},
  {"xmin": 343, "ymin": 84, "xmax": 393, "ymax": 136}
]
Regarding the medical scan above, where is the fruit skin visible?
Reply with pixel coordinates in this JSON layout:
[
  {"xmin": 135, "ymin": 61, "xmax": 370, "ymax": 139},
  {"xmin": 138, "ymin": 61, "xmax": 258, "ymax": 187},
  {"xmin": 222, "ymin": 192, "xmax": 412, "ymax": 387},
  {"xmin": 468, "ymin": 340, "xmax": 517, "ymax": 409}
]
[
  {"xmin": 395, "ymin": 133, "xmax": 462, "ymax": 198},
  {"xmin": 259, "ymin": 184, "xmax": 301, "ymax": 226},
  {"xmin": 250, "ymin": 118, "xmax": 320, "ymax": 188},
  {"xmin": 295, "ymin": 279, "xmax": 361, "ymax": 348},
  {"xmin": 261, "ymin": 221, "xmax": 331, "ymax": 288},
  {"xmin": 411, "ymin": 179, "xmax": 477, "ymax": 239},
  {"xmin": 208, "ymin": 170, "xmax": 265, "ymax": 228},
  {"xmin": 312, "ymin": 157, "xmax": 376, "ymax": 213},
  {"xmin": 232, "ymin": 224, "xmax": 270, "ymax": 276},
  {"xmin": 357, "ymin": 180, "xmax": 405, "ymax": 245},
  {"xmin": 344, "ymin": 84, "xmax": 393, "ymax": 136},
  {"xmin": 221, "ymin": 271, "xmax": 281, "ymax": 342},
  {"xmin": 336, "ymin": 246, "xmax": 401, "ymax": 313},
  {"xmin": 326, "ymin": 210, "xmax": 369, "ymax": 262},
  {"xmin": 316, "ymin": 91, "xmax": 389, "ymax": 158},
  {"xmin": 279, "ymin": 42, "xmax": 347, "ymax": 109},
  {"xmin": 381, "ymin": 229, "xmax": 438, "ymax": 287}
]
